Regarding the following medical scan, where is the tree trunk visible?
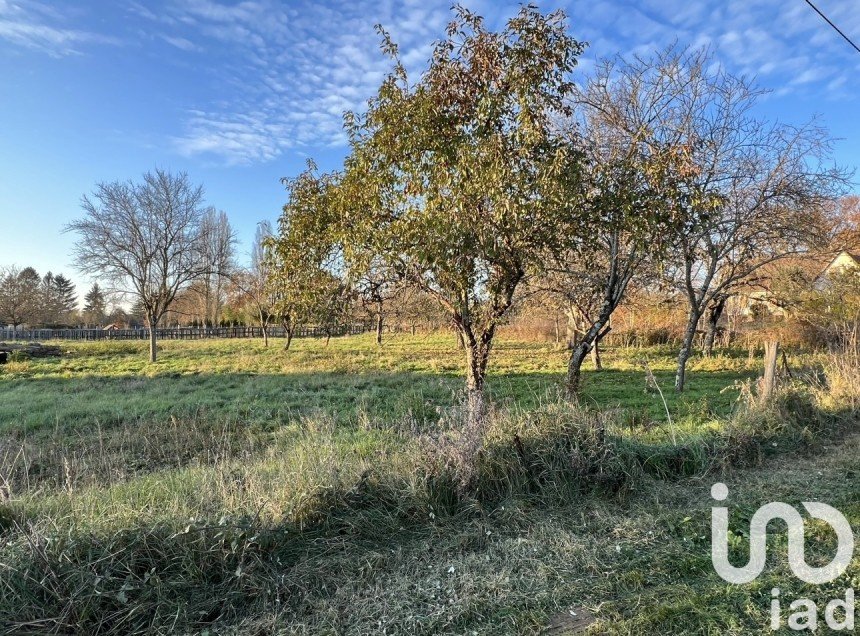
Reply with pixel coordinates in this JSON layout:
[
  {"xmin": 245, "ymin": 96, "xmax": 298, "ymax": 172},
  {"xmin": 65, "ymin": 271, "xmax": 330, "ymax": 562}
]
[
  {"xmin": 283, "ymin": 324, "xmax": 294, "ymax": 351},
  {"xmin": 702, "ymin": 318, "xmax": 717, "ymax": 358},
  {"xmin": 675, "ymin": 308, "xmax": 701, "ymax": 392},
  {"xmin": 565, "ymin": 310, "xmax": 578, "ymax": 349},
  {"xmin": 147, "ymin": 314, "xmax": 157, "ymax": 363},
  {"xmin": 455, "ymin": 327, "xmax": 465, "ymax": 350},
  {"xmin": 464, "ymin": 335, "xmax": 490, "ymax": 430},
  {"xmin": 566, "ymin": 341, "xmax": 590, "ymax": 397},
  {"xmin": 591, "ymin": 339, "xmax": 602, "ymax": 370},
  {"xmin": 565, "ymin": 308, "xmax": 611, "ymax": 398},
  {"xmin": 375, "ymin": 303, "xmax": 384, "ymax": 346},
  {"xmin": 703, "ymin": 297, "xmax": 727, "ymax": 357},
  {"xmin": 259, "ymin": 310, "xmax": 269, "ymax": 347}
]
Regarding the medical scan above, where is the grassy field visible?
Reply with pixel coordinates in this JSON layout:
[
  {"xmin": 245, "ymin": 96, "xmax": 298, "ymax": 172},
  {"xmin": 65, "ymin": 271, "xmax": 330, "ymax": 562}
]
[
  {"xmin": 0, "ymin": 333, "xmax": 758, "ymax": 433},
  {"xmin": 0, "ymin": 333, "xmax": 856, "ymax": 634}
]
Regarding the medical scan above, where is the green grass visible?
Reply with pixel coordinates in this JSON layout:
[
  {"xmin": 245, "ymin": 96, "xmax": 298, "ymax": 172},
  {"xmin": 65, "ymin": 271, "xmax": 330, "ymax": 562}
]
[
  {"xmin": 0, "ymin": 334, "xmax": 759, "ymax": 436},
  {"xmin": 0, "ymin": 333, "xmax": 855, "ymax": 634}
]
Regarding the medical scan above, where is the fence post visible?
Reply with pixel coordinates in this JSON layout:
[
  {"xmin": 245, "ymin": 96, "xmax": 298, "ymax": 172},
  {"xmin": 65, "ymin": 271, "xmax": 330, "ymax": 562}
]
[{"xmin": 761, "ymin": 340, "xmax": 779, "ymax": 402}]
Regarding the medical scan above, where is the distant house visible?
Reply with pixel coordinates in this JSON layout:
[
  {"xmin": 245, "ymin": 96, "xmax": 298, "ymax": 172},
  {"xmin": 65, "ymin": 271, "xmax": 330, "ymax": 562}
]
[
  {"xmin": 731, "ymin": 249, "xmax": 858, "ymax": 319},
  {"xmin": 814, "ymin": 250, "xmax": 860, "ymax": 289},
  {"xmin": 103, "ymin": 324, "xmax": 121, "ymax": 332},
  {"xmin": 736, "ymin": 289, "xmax": 789, "ymax": 318}
]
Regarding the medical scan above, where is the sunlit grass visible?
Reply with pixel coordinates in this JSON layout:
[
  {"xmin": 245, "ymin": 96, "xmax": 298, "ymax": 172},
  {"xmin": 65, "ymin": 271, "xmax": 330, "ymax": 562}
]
[
  {"xmin": 0, "ymin": 334, "xmax": 853, "ymax": 634},
  {"xmin": 0, "ymin": 333, "xmax": 771, "ymax": 437}
]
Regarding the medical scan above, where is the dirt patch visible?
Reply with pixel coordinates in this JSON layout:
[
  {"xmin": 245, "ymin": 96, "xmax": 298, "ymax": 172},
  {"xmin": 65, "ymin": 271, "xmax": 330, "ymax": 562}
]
[
  {"xmin": 544, "ymin": 607, "xmax": 597, "ymax": 634},
  {"xmin": 0, "ymin": 342, "xmax": 64, "ymax": 361}
]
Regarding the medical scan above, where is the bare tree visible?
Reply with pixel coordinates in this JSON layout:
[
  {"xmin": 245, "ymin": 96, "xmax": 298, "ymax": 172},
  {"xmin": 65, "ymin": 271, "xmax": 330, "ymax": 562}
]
[
  {"xmin": 591, "ymin": 48, "xmax": 847, "ymax": 390},
  {"xmin": 669, "ymin": 104, "xmax": 846, "ymax": 387},
  {"xmin": 542, "ymin": 57, "xmax": 696, "ymax": 396},
  {"xmin": 0, "ymin": 266, "xmax": 41, "ymax": 329},
  {"xmin": 197, "ymin": 208, "xmax": 237, "ymax": 326},
  {"xmin": 540, "ymin": 243, "xmax": 645, "ymax": 395},
  {"xmin": 387, "ymin": 284, "xmax": 446, "ymax": 336},
  {"xmin": 66, "ymin": 170, "xmax": 214, "ymax": 362},
  {"xmin": 232, "ymin": 220, "xmax": 275, "ymax": 346}
]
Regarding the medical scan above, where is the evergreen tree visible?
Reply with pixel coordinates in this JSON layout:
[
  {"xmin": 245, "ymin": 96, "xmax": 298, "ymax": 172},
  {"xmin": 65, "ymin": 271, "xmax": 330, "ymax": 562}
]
[
  {"xmin": 40, "ymin": 271, "xmax": 60, "ymax": 325},
  {"xmin": 53, "ymin": 275, "xmax": 77, "ymax": 314},
  {"xmin": 37, "ymin": 272, "xmax": 77, "ymax": 326},
  {"xmin": 129, "ymin": 298, "xmax": 146, "ymax": 327},
  {"xmin": 82, "ymin": 283, "xmax": 106, "ymax": 326}
]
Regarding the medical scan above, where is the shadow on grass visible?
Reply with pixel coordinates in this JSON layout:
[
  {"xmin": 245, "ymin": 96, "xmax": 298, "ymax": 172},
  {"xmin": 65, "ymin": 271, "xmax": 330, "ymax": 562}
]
[
  {"xmin": 0, "ymin": 370, "xmax": 457, "ymax": 435},
  {"xmin": 0, "ymin": 367, "xmax": 752, "ymax": 437},
  {"xmin": 0, "ymin": 405, "xmax": 632, "ymax": 634},
  {"xmin": 497, "ymin": 368, "xmax": 753, "ymax": 419},
  {"xmin": 0, "ymin": 368, "xmax": 753, "ymax": 495}
]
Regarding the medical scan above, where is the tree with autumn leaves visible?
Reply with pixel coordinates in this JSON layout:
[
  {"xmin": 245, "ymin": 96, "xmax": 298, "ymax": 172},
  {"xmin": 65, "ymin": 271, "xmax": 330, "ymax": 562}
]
[
  {"xmin": 271, "ymin": 6, "xmax": 589, "ymax": 425},
  {"xmin": 269, "ymin": 6, "xmax": 848, "ymax": 427}
]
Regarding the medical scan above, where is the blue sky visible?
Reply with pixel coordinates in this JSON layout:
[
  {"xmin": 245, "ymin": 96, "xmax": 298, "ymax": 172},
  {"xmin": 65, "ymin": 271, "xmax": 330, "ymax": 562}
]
[{"xmin": 1, "ymin": 0, "xmax": 859, "ymax": 301}]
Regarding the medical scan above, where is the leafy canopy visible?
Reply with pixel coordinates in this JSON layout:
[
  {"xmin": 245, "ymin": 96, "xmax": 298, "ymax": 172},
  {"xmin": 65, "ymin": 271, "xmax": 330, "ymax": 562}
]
[{"xmin": 336, "ymin": 5, "xmax": 588, "ymax": 337}]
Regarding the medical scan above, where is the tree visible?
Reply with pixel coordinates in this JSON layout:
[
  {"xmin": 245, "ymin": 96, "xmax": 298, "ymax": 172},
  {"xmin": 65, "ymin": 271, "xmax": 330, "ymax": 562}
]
[
  {"xmin": 541, "ymin": 57, "xmax": 696, "ymax": 396},
  {"xmin": 38, "ymin": 272, "xmax": 77, "ymax": 326},
  {"xmin": 249, "ymin": 220, "xmax": 274, "ymax": 345},
  {"xmin": 0, "ymin": 266, "xmax": 41, "ymax": 329},
  {"xmin": 82, "ymin": 283, "xmax": 107, "ymax": 327},
  {"xmin": 66, "ymin": 170, "xmax": 216, "ymax": 362},
  {"xmin": 107, "ymin": 307, "xmax": 131, "ymax": 329},
  {"xmin": 231, "ymin": 221, "xmax": 275, "ymax": 346},
  {"xmin": 269, "ymin": 167, "xmax": 351, "ymax": 351},
  {"xmin": 197, "ymin": 208, "xmax": 237, "ymax": 326},
  {"xmin": 390, "ymin": 285, "xmax": 447, "ymax": 335},
  {"xmin": 53, "ymin": 275, "xmax": 77, "ymax": 319},
  {"xmin": 160, "ymin": 210, "xmax": 235, "ymax": 327},
  {"xmin": 602, "ymin": 48, "xmax": 847, "ymax": 390},
  {"xmin": 39, "ymin": 271, "xmax": 60, "ymax": 326},
  {"xmin": 333, "ymin": 6, "xmax": 587, "ymax": 425},
  {"xmin": 129, "ymin": 298, "xmax": 146, "ymax": 328},
  {"xmin": 352, "ymin": 257, "xmax": 400, "ymax": 345},
  {"xmin": 307, "ymin": 269, "xmax": 353, "ymax": 346},
  {"xmin": 770, "ymin": 259, "xmax": 860, "ymax": 352},
  {"xmin": 830, "ymin": 196, "xmax": 860, "ymax": 250}
]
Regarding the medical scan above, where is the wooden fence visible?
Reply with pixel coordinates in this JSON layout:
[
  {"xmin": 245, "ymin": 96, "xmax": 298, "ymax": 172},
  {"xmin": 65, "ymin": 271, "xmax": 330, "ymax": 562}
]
[{"xmin": 0, "ymin": 324, "xmax": 372, "ymax": 342}]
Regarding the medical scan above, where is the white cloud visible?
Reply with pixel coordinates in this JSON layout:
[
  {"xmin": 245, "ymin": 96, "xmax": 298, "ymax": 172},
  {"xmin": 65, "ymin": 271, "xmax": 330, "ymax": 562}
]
[
  {"xmin": 136, "ymin": 0, "xmax": 860, "ymax": 165},
  {"xmin": 0, "ymin": 0, "xmax": 118, "ymax": 56},
  {"xmin": 160, "ymin": 34, "xmax": 198, "ymax": 51},
  {"xmin": 149, "ymin": 0, "xmax": 453, "ymax": 164}
]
